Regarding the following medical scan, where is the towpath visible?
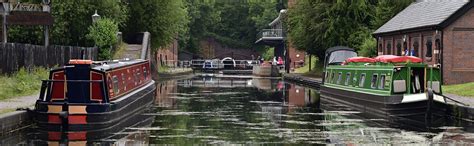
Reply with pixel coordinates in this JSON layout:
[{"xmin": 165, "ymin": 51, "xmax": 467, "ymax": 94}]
[{"xmin": 0, "ymin": 94, "xmax": 37, "ymax": 114}]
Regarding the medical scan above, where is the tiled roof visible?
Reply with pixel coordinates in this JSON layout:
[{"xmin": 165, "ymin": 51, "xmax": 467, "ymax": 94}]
[{"xmin": 374, "ymin": 1, "xmax": 468, "ymax": 35}]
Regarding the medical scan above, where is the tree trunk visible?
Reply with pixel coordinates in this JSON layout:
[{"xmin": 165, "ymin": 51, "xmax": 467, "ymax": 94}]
[{"xmin": 308, "ymin": 54, "xmax": 312, "ymax": 71}]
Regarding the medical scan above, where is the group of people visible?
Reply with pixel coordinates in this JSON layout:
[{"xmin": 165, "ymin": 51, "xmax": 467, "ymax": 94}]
[{"xmin": 254, "ymin": 55, "xmax": 284, "ymax": 66}]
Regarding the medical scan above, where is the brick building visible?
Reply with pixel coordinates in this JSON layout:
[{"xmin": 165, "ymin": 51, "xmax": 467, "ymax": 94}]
[
  {"xmin": 156, "ymin": 39, "xmax": 178, "ymax": 67},
  {"xmin": 373, "ymin": 1, "xmax": 474, "ymax": 85}
]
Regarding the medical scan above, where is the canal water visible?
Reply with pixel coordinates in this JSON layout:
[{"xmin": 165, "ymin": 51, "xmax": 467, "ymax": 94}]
[{"xmin": 2, "ymin": 76, "xmax": 474, "ymax": 145}]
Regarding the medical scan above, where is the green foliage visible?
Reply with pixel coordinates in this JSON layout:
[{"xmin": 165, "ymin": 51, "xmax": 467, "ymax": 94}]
[
  {"xmin": 358, "ymin": 37, "xmax": 377, "ymax": 57},
  {"xmin": 287, "ymin": 0, "xmax": 414, "ymax": 60},
  {"xmin": 86, "ymin": 18, "xmax": 119, "ymax": 60},
  {"xmin": 261, "ymin": 47, "xmax": 274, "ymax": 60},
  {"xmin": 371, "ymin": 0, "xmax": 413, "ymax": 29},
  {"xmin": 180, "ymin": 0, "xmax": 281, "ymax": 53},
  {"xmin": 50, "ymin": 0, "xmax": 128, "ymax": 46},
  {"xmin": 125, "ymin": 0, "xmax": 188, "ymax": 51},
  {"xmin": 0, "ymin": 67, "xmax": 48, "ymax": 100}
]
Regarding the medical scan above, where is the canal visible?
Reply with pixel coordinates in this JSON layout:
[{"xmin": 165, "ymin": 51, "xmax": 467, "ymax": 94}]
[{"xmin": 2, "ymin": 76, "xmax": 474, "ymax": 144}]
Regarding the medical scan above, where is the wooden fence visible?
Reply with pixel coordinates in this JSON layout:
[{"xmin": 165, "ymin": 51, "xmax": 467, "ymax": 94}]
[{"xmin": 0, "ymin": 43, "xmax": 97, "ymax": 74}]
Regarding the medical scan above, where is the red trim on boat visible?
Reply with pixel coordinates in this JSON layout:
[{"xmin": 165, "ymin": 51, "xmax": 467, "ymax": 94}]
[
  {"xmin": 48, "ymin": 132, "xmax": 61, "ymax": 141},
  {"xmin": 375, "ymin": 55, "xmax": 422, "ymax": 63},
  {"xmin": 346, "ymin": 57, "xmax": 376, "ymax": 63},
  {"xmin": 69, "ymin": 59, "xmax": 93, "ymax": 65},
  {"xmin": 68, "ymin": 132, "xmax": 87, "ymax": 140},
  {"xmin": 68, "ymin": 115, "xmax": 87, "ymax": 124},
  {"xmin": 48, "ymin": 115, "xmax": 61, "ymax": 124}
]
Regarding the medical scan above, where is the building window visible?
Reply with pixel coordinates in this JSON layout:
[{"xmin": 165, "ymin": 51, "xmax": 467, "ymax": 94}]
[
  {"xmin": 371, "ymin": 74, "xmax": 378, "ymax": 89},
  {"xmin": 426, "ymin": 37, "xmax": 433, "ymax": 58},
  {"xmin": 386, "ymin": 42, "xmax": 392, "ymax": 55},
  {"xmin": 359, "ymin": 74, "xmax": 366, "ymax": 87},
  {"xmin": 413, "ymin": 38, "xmax": 420, "ymax": 57},
  {"xmin": 345, "ymin": 72, "xmax": 351, "ymax": 86},
  {"xmin": 396, "ymin": 40, "xmax": 402, "ymax": 56},
  {"xmin": 378, "ymin": 44, "xmax": 383, "ymax": 53},
  {"xmin": 337, "ymin": 72, "xmax": 342, "ymax": 84},
  {"xmin": 435, "ymin": 39, "xmax": 441, "ymax": 63},
  {"xmin": 379, "ymin": 75, "xmax": 386, "ymax": 89},
  {"xmin": 113, "ymin": 76, "xmax": 119, "ymax": 94}
]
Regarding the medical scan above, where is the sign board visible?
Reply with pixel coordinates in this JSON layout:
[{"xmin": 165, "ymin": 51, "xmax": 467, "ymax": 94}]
[{"xmin": 6, "ymin": 11, "xmax": 53, "ymax": 25}]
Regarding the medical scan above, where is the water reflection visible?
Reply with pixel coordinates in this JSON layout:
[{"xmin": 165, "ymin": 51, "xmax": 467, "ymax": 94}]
[{"xmin": 3, "ymin": 76, "xmax": 474, "ymax": 144}]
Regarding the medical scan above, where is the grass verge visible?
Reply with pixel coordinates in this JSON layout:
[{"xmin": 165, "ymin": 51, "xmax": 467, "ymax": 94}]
[
  {"xmin": 294, "ymin": 56, "xmax": 324, "ymax": 78},
  {"xmin": 443, "ymin": 82, "xmax": 474, "ymax": 97},
  {"xmin": 0, "ymin": 67, "xmax": 48, "ymax": 100},
  {"xmin": 0, "ymin": 109, "xmax": 15, "ymax": 115}
]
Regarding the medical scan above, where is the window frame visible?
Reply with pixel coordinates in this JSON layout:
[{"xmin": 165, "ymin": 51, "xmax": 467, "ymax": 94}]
[
  {"xmin": 112, "ymin": 75, "xmax": 119, "ymax": 94},
  {"xmin": 371, "ymin": 74, "xmax": 379, "ymax": 89},
  {"xmin": 359, "ymin": 73, "xmax": 366, "ymax": 87},
  {"xmin": 379, "ymin": 74, "xmax": 386, "ymax": 89},
  {"xmin": 337, "ymin": 72, "xmax": 342, "ymax": 84},
  {"xmin": 345, "ymin": 72, "xmax": 351, "ymax": 86},
  {"xmin": 425, "ymin": 37, "xmax": 433, "ymax": 58}
]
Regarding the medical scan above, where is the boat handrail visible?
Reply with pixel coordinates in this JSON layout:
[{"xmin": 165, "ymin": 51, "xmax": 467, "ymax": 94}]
[
  {"xmin": 38, "ymin": 79, "xmax": 108, "ymax": 103},
  {"xmin": 41, "ymin": 79, "xmax": 103, "ymax": 83}
]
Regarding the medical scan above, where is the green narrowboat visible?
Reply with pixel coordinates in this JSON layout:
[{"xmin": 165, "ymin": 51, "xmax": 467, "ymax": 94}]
[{"xmin": 320, "ymin": 46, "xmax": 448, "ymax": 125}]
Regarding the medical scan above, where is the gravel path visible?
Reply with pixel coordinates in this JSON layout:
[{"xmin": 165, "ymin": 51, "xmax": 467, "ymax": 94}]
[{"xmin": 0, "ymin": 94, "xmax": 38, "ymax": 112}]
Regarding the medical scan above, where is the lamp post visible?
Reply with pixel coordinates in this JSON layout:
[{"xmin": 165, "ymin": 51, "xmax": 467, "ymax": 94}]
[
  {"xmin": 92, "ymin": 10, "xmax": 100, "ymax": 23},
  {"xmin": 2, "ymin": 1, "xmax": 10, "ymax": 44}
]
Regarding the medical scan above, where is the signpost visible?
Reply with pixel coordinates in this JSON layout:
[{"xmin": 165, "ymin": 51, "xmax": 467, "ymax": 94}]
[{"xmin": 1, "ymin": 0, "xmax": 53, "ymax": 46}]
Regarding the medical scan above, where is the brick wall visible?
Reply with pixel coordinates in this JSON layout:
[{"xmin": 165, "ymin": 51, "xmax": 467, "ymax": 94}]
[
  {"xmin": 288, "ymin": 42, "xmax": 305, "ymax": 69},
  {"xmin": 442, "ymin": 7, "xmax": 474, "ymax": 84},
  {"xmin": 156, "ymin": 39, "xmax": 178, "ymax": 67}
]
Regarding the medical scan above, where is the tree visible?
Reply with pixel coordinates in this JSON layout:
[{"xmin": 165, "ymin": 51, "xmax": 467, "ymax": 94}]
[
  {"xmin": 125, "ymin": 0, "xmax": 188, "ymax": 51},
  {"xmin": 50, "ymin": 0, "xmax": 128, "ymax": 46},
  {"xmin": 86, "ymin": 18, "xmax": 119, "ymax": 60},
  {"xmin": 287, "ymin": 0, "xmax": 413, "ymax": 60}
]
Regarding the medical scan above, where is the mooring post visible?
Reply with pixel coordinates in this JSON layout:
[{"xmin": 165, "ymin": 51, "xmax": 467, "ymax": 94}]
[{"xmin": 426, "ymin": 88, "xmax": 434, "ymax": 127}]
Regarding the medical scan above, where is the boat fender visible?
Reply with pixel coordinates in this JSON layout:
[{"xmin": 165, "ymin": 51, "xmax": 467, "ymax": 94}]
[{"xmin": 425, "ymin": 88, "xmax": 434, "ymax": 126}]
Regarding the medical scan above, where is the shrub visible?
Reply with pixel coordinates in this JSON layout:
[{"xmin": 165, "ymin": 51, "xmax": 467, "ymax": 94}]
[{"xmin": 86, "ymin": 18, "xmax": 119, "ymax": 60}]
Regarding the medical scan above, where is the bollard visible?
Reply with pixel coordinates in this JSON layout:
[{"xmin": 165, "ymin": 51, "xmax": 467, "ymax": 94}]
[{"xmin": 425, "ymin": 88, "xmax": 434, "ymax": 127}]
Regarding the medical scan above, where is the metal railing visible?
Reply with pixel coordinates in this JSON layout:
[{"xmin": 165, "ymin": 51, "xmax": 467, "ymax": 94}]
[{"xmin": 257, "ymin": 29, "xmax": 284, "ymax": 39}]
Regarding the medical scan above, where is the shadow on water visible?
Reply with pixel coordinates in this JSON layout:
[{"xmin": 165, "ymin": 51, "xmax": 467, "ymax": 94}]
[{"xmin": 3, "ymin": 76, "xmax": 474, "ymax": 144}]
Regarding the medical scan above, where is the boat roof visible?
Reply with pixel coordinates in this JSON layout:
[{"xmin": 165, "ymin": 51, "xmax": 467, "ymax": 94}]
[
  {"xmin": 92, "ymin": 59, "xmax": 147, "ymax": 71},
  {"xmin": 325, "ymin": 46, "xmax": 355, "ymax": 55}
]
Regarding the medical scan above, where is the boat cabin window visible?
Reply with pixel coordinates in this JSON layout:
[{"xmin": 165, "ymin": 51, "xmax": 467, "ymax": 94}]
[
  {"xmin": 121, "ymin": 73, "xmax": 126, "ymax": 90},
  {"xmin": 134, "ymin": 69, "xmax": 139, "ymax": 85},
  {"xmin": 143, "ymin": 67, "xmax": 148, "ymax": 80},
  {"xmin": 330, "ymin": 72, "xmax": 335, "ymax": 83},
  {"xmin": 371, "ymin": 74, "xmax": 378, "ymax": 89},
  {"xmin": 379, "ymin": 75, "xmax": 386, "ymax": 89},
  {"xmin": 136, "ymin": 69, "xmax": 141, "ymax": 84},
  {"xmin": 345, "ymin": 72, "xmax": 351, "ymax": 86},
  {"xmin": 337, "ymin": 72, "xmax": 342, "ymax": 84},
  {"xmin": 328, "ymin": 50, "xmax": 357, "ymax": 65},
  {"xmin": 359, "ymin": 74, "xmax": 366, "ymax": 87},
  {"xmin": 113, "ymin": 76, "xmax": 119, "ymax": 94}
]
